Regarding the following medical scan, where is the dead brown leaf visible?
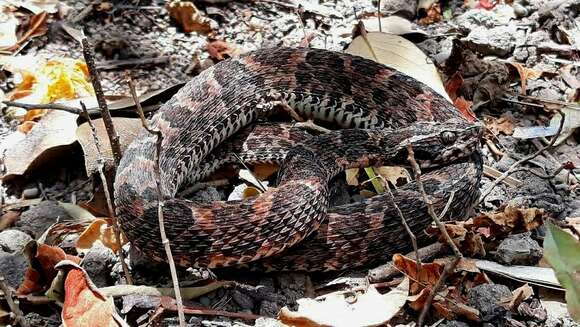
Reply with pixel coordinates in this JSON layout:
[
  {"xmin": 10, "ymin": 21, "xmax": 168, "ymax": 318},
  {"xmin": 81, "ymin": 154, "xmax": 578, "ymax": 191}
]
[
  {"xmin": 484, "ymin": 114, "xmax": 516, "ymax": 135},
  {"xmin": 167, "ymin": 1, "xmax": 213, "ymax": 34},
  {"xmin": 17, "ymin": 242, "xmax": 81, "ymax": 295},
  {"xmin": 471, "ymin": 206, "xmax": 545, "ymax": 237},
  {"xmin": 206, "ymin": 40, "xmax": 241, "ymax": 61},
  {"xmin": 418, "ymin": 3, "xmax": 442, "ymax": 25},
  {"xmin": 507, "ymin": 62, "xmax": 544, "ymax": 94},
  {"xmin": 505, "ymin": 284, "xmax": 534, "ymax": 311}
]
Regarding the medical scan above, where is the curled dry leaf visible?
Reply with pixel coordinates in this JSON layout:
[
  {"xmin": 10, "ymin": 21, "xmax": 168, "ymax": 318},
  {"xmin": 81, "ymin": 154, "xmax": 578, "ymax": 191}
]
[
  {"xmin": 279, "ymin": 279, "xmax": 409, "ymax": 327},
  {"xmin": 76, "ymin": 218, "xmax": 128, "ymax": 253},
  {"xmin": 167, "ymin": 0, "xmax": 213, "ymax": 34},
  {"xmin": 55, "ymin": 260, "xmax": 129, "ymax": 327},
  {"xmin": 17, "ymin": 242, "xmax": 81, "ymax": 295},
  {"xmin": 393, "ymin": 253, "xmax": 442, "ymax": 291},
  {"xmin": 507, "ymin": 62, "xmax": 544, "ymax": 94}
]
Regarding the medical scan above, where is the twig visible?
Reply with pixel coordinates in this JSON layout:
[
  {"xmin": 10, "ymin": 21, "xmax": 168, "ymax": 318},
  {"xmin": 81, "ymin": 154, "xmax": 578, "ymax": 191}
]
[
  {"xmin": 2, "ymin": 101, "xmax": 82, "ymax": 115},
  {"xmin": 127, "ymin": 75, "xmax": 186, "ymax": 327},
  {"xmin": 0, "ymin": 275, "xmax": 30, "ymax": 327},
  {"xmin": 96, "ymin": 56, "xmax": 170, "ymax": 71},
  {"xmin": 478, "ymin": 110, "xmax": 566, "ymax": 204},
  {"xmin": 161, "ymin": 299, "xmax": 262, "ymax": 321},
  {"xmin": 382, "ymin": 177, "xmax": 421, "ymax": 271},
  {"xmin": 81, "ymin": 36, "xmax": 122, "ymax": 166},
  {"xmin": 79, "ymin": 101, "xmax": 133, "ymax": 285},
  {"xmin": 406, "ymin": 145, "xmax": 462, "ymax": 327}
]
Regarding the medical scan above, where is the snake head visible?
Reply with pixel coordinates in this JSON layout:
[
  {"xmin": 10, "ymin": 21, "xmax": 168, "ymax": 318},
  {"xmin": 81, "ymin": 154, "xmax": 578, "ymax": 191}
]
[{"xmin": 401, "ymin": 119, "xmax": 483, "ymax": 168}]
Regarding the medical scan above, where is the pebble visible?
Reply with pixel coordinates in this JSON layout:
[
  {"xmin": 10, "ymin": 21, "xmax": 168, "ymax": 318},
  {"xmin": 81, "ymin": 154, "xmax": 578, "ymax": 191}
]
[
  {"xmin": 0, "ymin": 229, "xmax": 32, "ymax": 253},
  {"xmin": 495, "ymin": 232, "xmax": 543, "ymax": 265},
  {"xmin": 81, "ymin": 246, "xmax": 116, "ymax": 288},
  {"xmin": 22, "ymin": 187, "xmax": 40, "ymax": 199},
  {"xmin": 0, "ymin": 251, "xmax": 28, "ymax": 288},
  {"xmin": 467, "ymin": 284, "xmax": 512, "ymax": 322},
  {"xmin": 16, "ymin": 201, "xmax": 72, "ymax": 238}
]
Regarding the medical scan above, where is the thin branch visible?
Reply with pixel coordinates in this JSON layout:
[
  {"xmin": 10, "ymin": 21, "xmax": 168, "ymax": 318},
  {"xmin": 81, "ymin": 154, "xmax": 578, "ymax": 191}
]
[
  {"xmin": 81, "ymin": 37, "xmax": 122, "ymax": 166},
  {"xmin": 381, "ymin": 176, "xmax": 421, "ymax": 272},
  {"xmin": 79, "ymin": 101, "xmax": 133, "ymax": 285},
  {"xmin": 406, "ymin": 145, "xmax": 462, "ymax": 327},
  {"xmin": 2, "ymin": 100, "xmax": 82, "ymax": 114},
  {"xmin": 127, "ymin": 75, "xmax": 186, "ymax": 327},
  {"xmin": 478, "ymin": 110, "xmax": 566, "ymax": 204},
  {"xmin": 420, "ymin": 256, "xmax": 461, "ymax": 326},
  {"xmin": 0, "ymin": 275, "xmax": 30, "ymax": 327}
]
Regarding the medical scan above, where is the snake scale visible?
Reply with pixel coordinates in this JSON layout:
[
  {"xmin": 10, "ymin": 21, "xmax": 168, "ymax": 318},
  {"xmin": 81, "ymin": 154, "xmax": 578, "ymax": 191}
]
[{"xmin": 114, "ymin": 47, "xmax": 483, "ymax": 271}]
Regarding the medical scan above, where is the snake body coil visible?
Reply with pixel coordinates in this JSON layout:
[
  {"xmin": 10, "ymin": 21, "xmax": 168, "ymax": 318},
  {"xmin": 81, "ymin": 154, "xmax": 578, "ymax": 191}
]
[{"xmin": 114, "ymin": 48, "xmax": 483, "ymax": 271}]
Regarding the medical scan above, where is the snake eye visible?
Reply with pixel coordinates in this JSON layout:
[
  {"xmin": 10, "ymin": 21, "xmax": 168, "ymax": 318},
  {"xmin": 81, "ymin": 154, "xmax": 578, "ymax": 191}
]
[{"xmin": 440, "ymin": 131, "xmax": 456, "ymax": 145}]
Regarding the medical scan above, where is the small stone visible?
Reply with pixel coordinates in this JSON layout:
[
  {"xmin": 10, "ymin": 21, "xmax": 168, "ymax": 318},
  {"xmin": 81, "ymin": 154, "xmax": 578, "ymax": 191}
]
[
  {"xmin": 17, "ymin": 201, "xmax": 73, "ymax": 238},
  {"xmin": 512, "ymin": 3, "xmax": 528, "ymax": 18},
  {"xmin": 22, "ymin": 187, "xmax": 39, "ymax": 199},
  {"xmin": 381, "ymin": 0, "xmax": 417, "ymax": 20},
  {"xmin": 495, "ymin": 232, "xmax": 543, "ymax": 265},
  {"xmin": 0, "ymin": 229, "xmax": 32, "ymax": 253},
  {"xmin": 81, "ymin": 246, "xmax": 116, "ymax": 288},
  {"xmin": 0, "ymin": 251, "xmax": 28, "ymax": 288},
  {"xmin": 468, "ymin": 284, "xmax": 511, "ymax": 322}
]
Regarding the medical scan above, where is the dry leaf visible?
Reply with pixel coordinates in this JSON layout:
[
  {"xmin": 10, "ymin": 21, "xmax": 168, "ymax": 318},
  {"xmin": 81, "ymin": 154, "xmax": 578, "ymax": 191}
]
[
  {"xmin": 252, "ymin": 163, "xmax": 279, "ymax": 180},
  {"xmin": 76, "ymin": 117, "xmax": 142, "ymax": 176},
  {"xmin": 375, "ymin": 166, "xmax": 410, "ymax": 187},
  {"xmin": 206, "ymin": 40, "xmax": 241, "ymax": 61},
  {"xmin": 507, "ymin": 62, "xmax": 544, "ymax": 94},
  {"xmin": 418, "ymin": 3, "xmax": 442, "ymax": 25},
  {"xmin": 345, "ymin": 168, "xmax": 359, "ymax": 186},
  {"xmin": 484, "ymin": 115, "xmax": 516, "ymax": 135},
  {"xmin": 346, "ymin": 32, "xmax": 451, "ymax": 102},
  {"xmin": 471, "ymin": 206, "xmax": 545, "ymax": 237},
  {"xmin": 1, "ymin": 110, "xmax": 78, "ymax": 178},
  {"xmin": 76, "ymin": 218, "xmax": 128, "ymax": 253},
  {"xmin": 393, "ymin": 254, "xmax": 442, "ymax": 291},
  {"xmin": 506, "ymin": 284, "xmax": 534, "ymax": 311},
  {"xmin": 17, "ymin": 242, "xmax": 81, "ymax": 295},
  {"xmin": 167, "ymin": 1, "xmax": 213, "ymax": 34},
  {"xmin": 56, "ymin": 261, "xmax": 128, "ymax": 327},
  {"xmin": 279, "ymin": 279, "xmax": 409, "ymax": 327}
]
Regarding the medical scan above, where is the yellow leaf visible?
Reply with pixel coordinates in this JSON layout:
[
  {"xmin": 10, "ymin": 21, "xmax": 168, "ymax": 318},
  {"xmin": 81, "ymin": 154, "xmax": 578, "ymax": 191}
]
[{"xmin": 76, "ymin": 219, "xmax": 127, "ymax": 253}]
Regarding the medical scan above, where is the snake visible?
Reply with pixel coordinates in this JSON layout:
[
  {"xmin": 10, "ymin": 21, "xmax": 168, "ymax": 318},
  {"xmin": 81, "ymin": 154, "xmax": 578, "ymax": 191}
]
[{"xmin": 114, "ymin": 47, "xmax": 483, "ymax": 271}]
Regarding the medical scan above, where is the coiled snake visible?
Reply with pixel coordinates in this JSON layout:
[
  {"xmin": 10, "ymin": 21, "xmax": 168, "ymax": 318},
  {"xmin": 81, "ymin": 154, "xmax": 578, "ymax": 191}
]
[{"xmin": 114, "ymin": 47, "xmax": 483, "ymax": 271}]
